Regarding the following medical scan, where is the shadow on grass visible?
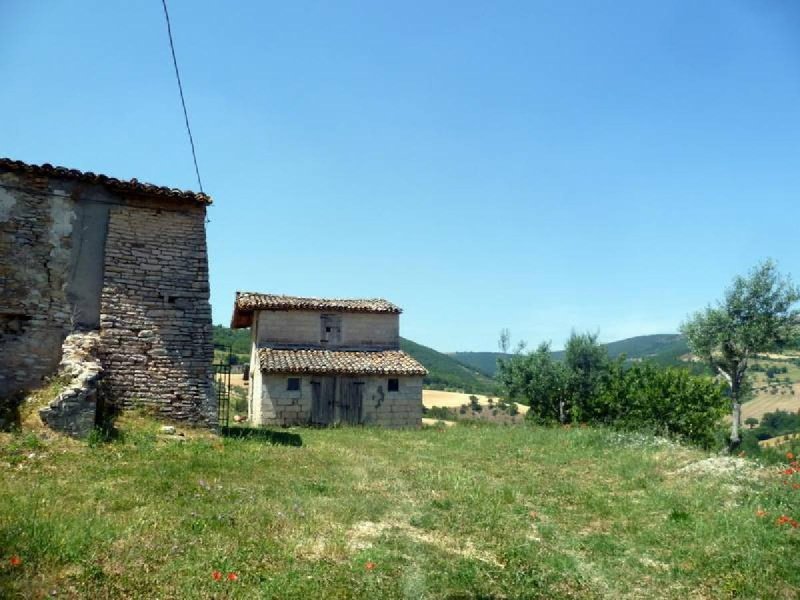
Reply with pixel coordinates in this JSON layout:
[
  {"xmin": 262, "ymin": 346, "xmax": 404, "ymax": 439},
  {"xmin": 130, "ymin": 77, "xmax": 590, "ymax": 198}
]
[{"xmin": 219, "ymin": 426, "xmax": 303, "ymax": 446}]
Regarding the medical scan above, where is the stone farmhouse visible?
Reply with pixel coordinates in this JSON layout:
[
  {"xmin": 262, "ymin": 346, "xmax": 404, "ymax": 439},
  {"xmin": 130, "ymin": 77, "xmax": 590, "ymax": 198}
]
[
  {"xmin": 0, "ymin": 158, "xmax": 214, "ymax": 434},
  {"xmin": 231, "ymin": 292, "xmax": 427, "ymax": 427}
]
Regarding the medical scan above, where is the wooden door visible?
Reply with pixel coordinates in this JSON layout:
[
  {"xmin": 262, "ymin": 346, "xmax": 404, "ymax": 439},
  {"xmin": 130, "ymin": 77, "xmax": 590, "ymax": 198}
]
[
  {"xmin": 337, "ymin": 378, "xmax": 364, "ymax": 425},
  {"xmin": 311, "ymin": 377, "xmax": 336, "ymax": 425}
]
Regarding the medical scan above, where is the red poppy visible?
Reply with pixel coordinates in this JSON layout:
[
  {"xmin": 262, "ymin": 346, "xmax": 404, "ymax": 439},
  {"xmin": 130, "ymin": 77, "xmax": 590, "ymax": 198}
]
[
  {"xmin": 787, "ymin": 452, "xmax": 795, "ymax": 460},
  {"xmin": 227, "ymin": 572, "xmax": 238, "ymax": 581},
  {"xmin": 365, "ymin": 561, "xmax": 376, "ymax": 571},
  {"xmin": 9, "ymin": 556, "xmax": 21, "ymax": 567},
  {"xmin": 212, "ymin": 570, "xmax": 222, "ymax": 581},
  {"xmin": 783, "ymin": 468, "xmax": 794, "ymax": 475}
]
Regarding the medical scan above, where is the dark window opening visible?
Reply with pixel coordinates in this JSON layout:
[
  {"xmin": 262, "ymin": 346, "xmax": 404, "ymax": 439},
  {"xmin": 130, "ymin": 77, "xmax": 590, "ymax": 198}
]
[
  {"xmin": 388, "ymin": 378, "xmax": 399, "ymax": 392},
  {"xmin": 0, "ymin": 313, "xmax": 32, "ymax": 335},
  {"xmin": 287, "ymin": 377, "xmax": 301, "ymax": 391}
]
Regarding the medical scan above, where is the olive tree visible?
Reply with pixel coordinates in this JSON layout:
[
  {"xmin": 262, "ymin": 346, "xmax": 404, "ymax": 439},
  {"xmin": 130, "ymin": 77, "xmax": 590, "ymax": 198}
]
[{"xmin": 681, "ymin": 260, "xmax": 799, "ymax": 448}]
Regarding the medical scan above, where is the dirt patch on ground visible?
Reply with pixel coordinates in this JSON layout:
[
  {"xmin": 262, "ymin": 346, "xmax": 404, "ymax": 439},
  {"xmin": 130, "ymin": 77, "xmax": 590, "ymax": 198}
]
[
  {"xmin": 673, "ymin": 457, "xmax": 762, "ymax": 480},
  {"xmin": 347, "ymin": 518, "xmax": 503, "ymax": 567}
]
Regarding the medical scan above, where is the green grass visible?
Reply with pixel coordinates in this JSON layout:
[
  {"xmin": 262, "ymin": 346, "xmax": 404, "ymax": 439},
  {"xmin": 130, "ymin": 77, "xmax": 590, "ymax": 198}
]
[{"xmin": 3, "ymin": 418, "xmax": 799, "ymax": 598}]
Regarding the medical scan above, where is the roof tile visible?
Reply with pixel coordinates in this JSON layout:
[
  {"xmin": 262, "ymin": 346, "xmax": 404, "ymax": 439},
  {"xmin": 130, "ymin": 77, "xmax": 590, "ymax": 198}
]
[
  {"xmin": 257, "ymin": 348, "xmax": 427, "ymax": 376},
  {"xmin": 0, "ymin": 158, "xmax": 211, "ymax": 204}
]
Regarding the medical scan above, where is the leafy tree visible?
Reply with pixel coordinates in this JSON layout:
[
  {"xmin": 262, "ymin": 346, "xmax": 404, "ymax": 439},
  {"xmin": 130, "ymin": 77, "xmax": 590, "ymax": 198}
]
[
  {"xmin": 564, "ymin": 332, "xmax": 609, "ymax": 421},
  {"xmin": 681, "ymin": 260, "xmax": 800, "ymax": 447},
  {"xmin": 745, "ymin": 417, "xmax": 759, "ymax": 429},
  {"xmin": 497, "ymin": 342, "xmax": 569, "ymax": 423}
]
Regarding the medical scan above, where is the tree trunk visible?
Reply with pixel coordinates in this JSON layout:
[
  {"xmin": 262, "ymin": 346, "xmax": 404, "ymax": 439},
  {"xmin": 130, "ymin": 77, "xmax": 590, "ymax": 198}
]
[{"xmin": 730, "ymin": 378, "xmax": 741, "ymax": 449}]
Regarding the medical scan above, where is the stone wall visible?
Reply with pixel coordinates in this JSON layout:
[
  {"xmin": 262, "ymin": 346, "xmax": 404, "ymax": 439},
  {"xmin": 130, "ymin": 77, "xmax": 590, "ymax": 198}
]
[
  {"xmin": 256, "ymin": 374, "xmax": 423, "ymax": 427},
  {"xmin": 254, "ymin": 310, "xmax": 399, "ymax": 349},
  {"xmin": 99, "ymin": 203, "xmax": 214, "ymax": 424},
  {"xmin": 0, "ymin": 175, "xmax": 77, "ymax": 407},
  {"xmin": 39, "ymin": 330, "xmax": 103, "ymax": 438},
  {"xmin": 0, "ymin": 166, "xmax": 214, "ymax": 428}
]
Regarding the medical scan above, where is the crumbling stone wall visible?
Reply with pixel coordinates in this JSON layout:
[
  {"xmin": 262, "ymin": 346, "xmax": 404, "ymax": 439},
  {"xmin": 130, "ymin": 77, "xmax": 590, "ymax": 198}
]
[
  {"xmin": 40, "ymin": 330, "xmax": 103, "ymax": 438},
  {"xmin": 100, "ymin": 203, "xmax": 214, "ymax": 423},
  {"xmin": 0, "ymin": 164, "xmax": 214, "ymax": 428},
  {"xmin": 0, "ymin": 176, "xmax": 75, "ymax": 410}
]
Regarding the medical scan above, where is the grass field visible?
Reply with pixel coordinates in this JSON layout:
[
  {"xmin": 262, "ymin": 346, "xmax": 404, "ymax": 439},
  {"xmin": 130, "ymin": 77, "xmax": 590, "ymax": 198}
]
[{"xmin": 3, "ymin": 416, "xmax": 800, "ymax": 598}]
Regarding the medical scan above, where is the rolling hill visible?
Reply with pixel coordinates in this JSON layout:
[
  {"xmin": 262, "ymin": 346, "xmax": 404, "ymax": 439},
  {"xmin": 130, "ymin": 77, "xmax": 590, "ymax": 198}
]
[{"xmin": 451, "ymin": 334, "xmax": 691, "ymax": 377}]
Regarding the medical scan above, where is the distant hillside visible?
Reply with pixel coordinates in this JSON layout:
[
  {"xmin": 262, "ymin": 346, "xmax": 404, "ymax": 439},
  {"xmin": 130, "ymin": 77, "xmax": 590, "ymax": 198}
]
[
  {"xmin": 211, "ymin": 326, "xmax": 497, "ymax": 394},
  {"xmin": 400, "ymin": 337, "xmax": 498, "ymax": 395},
  {"xmin": 452, "ymin": 334, "xmax": 691, "ymax": 377}
]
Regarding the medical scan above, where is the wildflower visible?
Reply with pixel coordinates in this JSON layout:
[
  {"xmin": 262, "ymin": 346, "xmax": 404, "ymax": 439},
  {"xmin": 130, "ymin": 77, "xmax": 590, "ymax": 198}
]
[
  {"xmin": 793, "ymin": 484, "xmax": 800, "ymax": 490},
  {"xmin": 792, "ymin": 520, "xmax": 800, "ymax": 529},
  {"xmin": 212, "ymin": 570, "xmax": 222, "ymax": 581},
  {"xmin": 365, "ymin": 561, "xmax": 376, "ymax": 571},
  {"xmin": 9, "ymin": 556, "xmax": 21, "ymax": 567},
  {"xmin": 756, "ymin": 509, "xmax": 767, "ymax": 517},
  {"xmin": 227, "ymin": 572, "xmax": 238, "ymax": 582},
  {"xmin": 787, "ymin": 452, "xmax": 795, "ymax": 460},
  {"xmin": 783, "ymin": 468, "xmax": 794, "ymax": 475}
]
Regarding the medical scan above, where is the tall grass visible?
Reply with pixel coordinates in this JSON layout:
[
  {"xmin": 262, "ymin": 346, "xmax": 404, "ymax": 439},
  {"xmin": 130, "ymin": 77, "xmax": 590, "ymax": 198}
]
[{"xmin": 1, "ymin": 418, "xmax": 798, "ymax": 598}]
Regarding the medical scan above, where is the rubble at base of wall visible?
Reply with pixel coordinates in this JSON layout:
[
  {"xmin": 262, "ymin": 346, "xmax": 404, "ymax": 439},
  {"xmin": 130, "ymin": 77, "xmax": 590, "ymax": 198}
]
[{"xmin": 40, "ymin": 330, "xmax": 103, "ymax": 438}]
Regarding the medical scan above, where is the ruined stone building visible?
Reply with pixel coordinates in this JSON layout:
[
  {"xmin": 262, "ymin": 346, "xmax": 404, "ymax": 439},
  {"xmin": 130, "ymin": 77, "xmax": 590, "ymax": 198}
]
[
  {"xmin": 231, "ymin": 292, "xmax": 427, "ymax": 427},
  {"xmin": 0, "ymin": 158, "xmax": 215, "ymax": 434}
]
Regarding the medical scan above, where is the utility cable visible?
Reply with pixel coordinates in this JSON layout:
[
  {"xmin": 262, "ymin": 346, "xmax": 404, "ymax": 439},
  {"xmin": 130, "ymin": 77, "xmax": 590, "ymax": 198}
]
[{"xmin": 161, "ymin": 0, "xmax": 204, "ymax": 194}]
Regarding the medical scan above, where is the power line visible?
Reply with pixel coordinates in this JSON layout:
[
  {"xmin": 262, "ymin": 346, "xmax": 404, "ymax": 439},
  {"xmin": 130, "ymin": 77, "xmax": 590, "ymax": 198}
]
[{"xmin": 161, "ymin": 0, "xmax": 204, "ymax": 194}]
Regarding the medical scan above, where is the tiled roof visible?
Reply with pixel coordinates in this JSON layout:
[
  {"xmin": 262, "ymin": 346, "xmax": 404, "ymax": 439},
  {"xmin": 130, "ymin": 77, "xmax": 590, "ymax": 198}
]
[
  {"xmin": 257, "ymin": 348, "xmax": 427, "ymax": 376},
  {"xmin": 232, "ymin": 292, "xmax": 401, "ymax": 327},
  {"xmin": 0, "ymin": 158, "xmax": 211, "ymax": 205}
]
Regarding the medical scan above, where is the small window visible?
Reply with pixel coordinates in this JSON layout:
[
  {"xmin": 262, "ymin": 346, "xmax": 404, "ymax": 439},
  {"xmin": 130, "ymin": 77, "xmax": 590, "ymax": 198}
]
[
  {"xmin": 388, "ymin": 378, "xmax": 399, "ymax": 392},
  {"xmin": 287, "ymin": 377, "xmax": 301, "ymax": 391}
]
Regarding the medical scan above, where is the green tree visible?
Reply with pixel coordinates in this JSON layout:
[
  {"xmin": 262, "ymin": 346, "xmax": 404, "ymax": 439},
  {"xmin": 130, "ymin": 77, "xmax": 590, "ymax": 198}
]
[
  {"xmin": 681, "ymin": 260, "xmax": 800, "ymax": 448},
  {"xmin": 745, "ymin": 417, "xmax": 759, "ymax": 429},
  {"xmin": 564, "ymin": 331, "xmax": 609, "ymax": 421},
  {"xmin": 497, "ymin": 342, "xmax": 569, "ymax": 423}
]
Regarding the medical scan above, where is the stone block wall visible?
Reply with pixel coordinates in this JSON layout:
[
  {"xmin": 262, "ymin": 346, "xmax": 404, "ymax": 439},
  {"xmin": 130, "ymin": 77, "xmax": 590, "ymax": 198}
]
[
  {"xmin": 0, "ymin": 165, "xmax": 214, "ymax": 428},
  {"xmin": 0, "ymin": 175, "xmax": 76, "ymax": 406},
  {"xmin": 254, "ymin": 310, "xmax": 399, "ymax": 349},
  {"xmin": 256, "ymin": 374, "xmax": 423, "ymax": 427},
  {"xmin": 99, "ymin": 203, "xmax": 214, "ymax": 424}
]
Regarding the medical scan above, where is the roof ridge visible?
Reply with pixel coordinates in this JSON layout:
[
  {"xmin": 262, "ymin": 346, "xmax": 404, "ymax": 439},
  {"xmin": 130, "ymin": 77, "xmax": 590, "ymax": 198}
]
[{"xmin": 0, "ymin": 157, "xmax": 211, "ymax": 204}]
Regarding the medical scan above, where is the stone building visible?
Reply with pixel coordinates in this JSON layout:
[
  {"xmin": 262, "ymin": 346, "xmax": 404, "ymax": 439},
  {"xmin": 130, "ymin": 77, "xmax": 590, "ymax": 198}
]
[
  {"xmin": 231, "ymin": 292, "xmax": 427, "ymax": 427},
  {"xmin": 0, "ymin": 158, "xmax": 215, "ymax": 434}
]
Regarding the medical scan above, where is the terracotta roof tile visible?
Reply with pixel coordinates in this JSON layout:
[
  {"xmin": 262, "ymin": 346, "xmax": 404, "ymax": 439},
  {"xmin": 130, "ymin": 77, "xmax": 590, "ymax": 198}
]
[
  {"xmin": 232, "ymin": 292, "xmax": 401, "ymax": 328},
  {"xmin": 0, "ymin": 158, "xmax": 211, "ymax": 204},
  {"xmin": 257, "ymin": 348, "xmax": 427, "ymax": 376}
]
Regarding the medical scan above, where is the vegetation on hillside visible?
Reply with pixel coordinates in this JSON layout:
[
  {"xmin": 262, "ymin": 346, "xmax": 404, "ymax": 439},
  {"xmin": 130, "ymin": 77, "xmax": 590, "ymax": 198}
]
[
  {"xmin": 452, "ymin": 334, "xmax": 691, "ymax": 377},
  {"xmin": 498, "ymin": 333, "xmax": 727, "ymax": 446},
  {"xmin": 399, "ymin": 337, "xmax": 497, "ymax": 394},
  {"xmin": 3, "ymin": 417, "xmax": 800, "ymax": 598}
]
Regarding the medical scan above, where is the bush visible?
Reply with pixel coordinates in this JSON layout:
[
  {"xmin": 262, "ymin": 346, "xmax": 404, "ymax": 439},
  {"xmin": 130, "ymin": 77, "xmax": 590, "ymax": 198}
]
[{"xmin": 591, "ymin": 362, "xmax": 727, "ymax": 447}]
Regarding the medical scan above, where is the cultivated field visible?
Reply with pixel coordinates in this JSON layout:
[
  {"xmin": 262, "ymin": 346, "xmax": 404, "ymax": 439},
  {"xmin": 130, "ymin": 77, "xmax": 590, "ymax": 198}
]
[
  {"xmin": 742, "ymin": 383, "xmax": 800, "ymax": 422},
  {"xmin": 2, "ymin": 417, "xmax": 799, "ymax": 598},
  {"xmin": 422, "ymin": 389, "xmax": 528, "ymax": 414}
]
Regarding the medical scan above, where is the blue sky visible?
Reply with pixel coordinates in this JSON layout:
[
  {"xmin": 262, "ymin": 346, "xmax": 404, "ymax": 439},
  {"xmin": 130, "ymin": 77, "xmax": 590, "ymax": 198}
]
[{"xmin": 2, "ymin": 1, "xmax": 799, "ymax": 352}]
